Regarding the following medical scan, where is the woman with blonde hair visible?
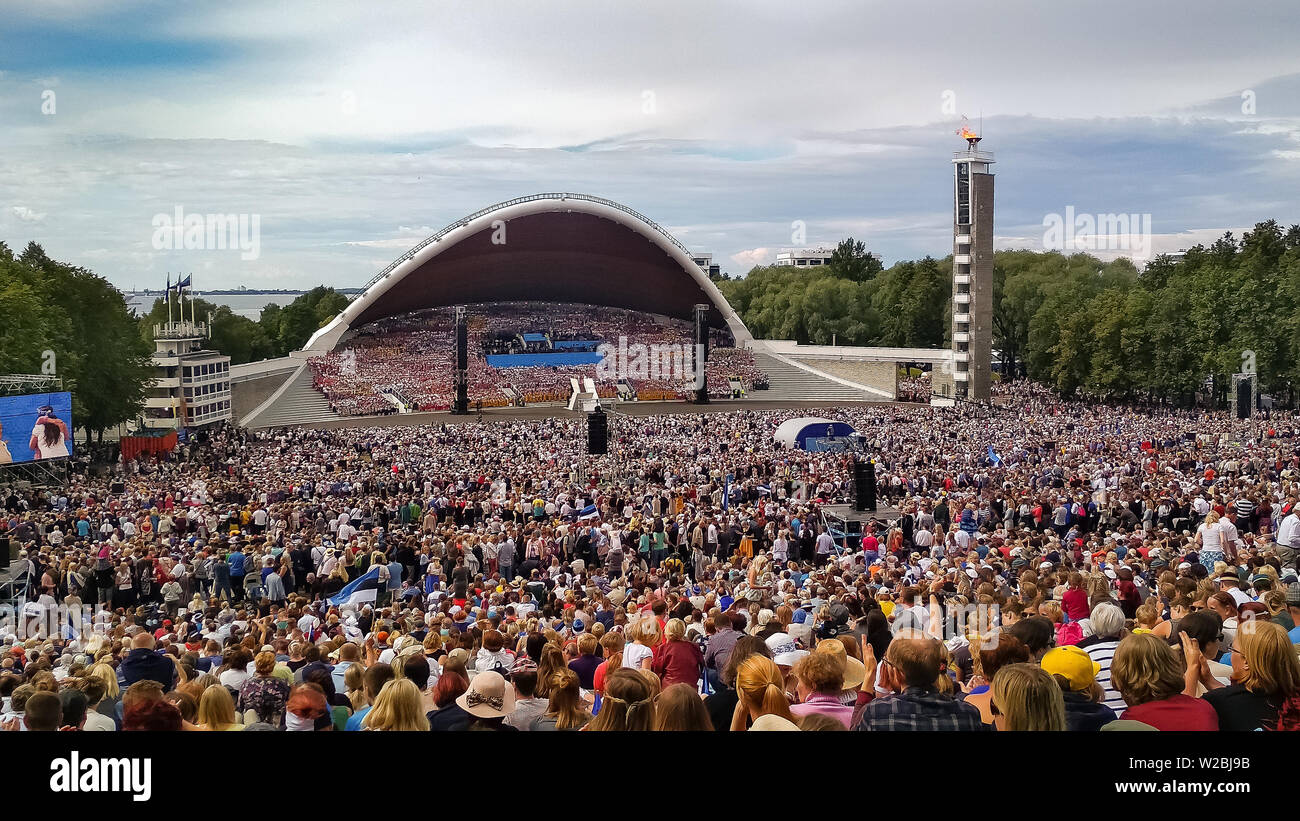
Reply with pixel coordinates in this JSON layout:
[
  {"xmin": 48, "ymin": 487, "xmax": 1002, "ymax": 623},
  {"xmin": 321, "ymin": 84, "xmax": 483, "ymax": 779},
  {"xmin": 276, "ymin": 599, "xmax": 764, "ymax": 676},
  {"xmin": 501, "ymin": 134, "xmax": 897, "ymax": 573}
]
[
  {"xmin": 363, "ymin": 678, "xmax": 430, "ymax": 731},
  {"xmin": 990, "ymin": 663, "xmax": 1065, "ymax": 731},
  {"xmin": 651, "ymin": 618, "xmax": 703, "ymax": 688},
  {"xmin": 731, "ymin": 654, "xmax": 797, "ymax": 731},
  {"xmin": 623, "ymin": 617, "xmax": 660, "ymax": 671},
  {"xmin": 530, "ymin": 667, "xmax": 591, "ymax": 731},
  {"xmin": 196, "ymin": 684, "xmax": 244, "ymax": 731},
  {"xmin": 586, "ymin": 667, "xmax": 655, "ymax": 731},
  {"xmin": 343, "ymin": 663, "xmax": 367, "ymax": 710},
  {"xmin": 87, "ymin": 662, "xmax": 121, "ymax": 722},
  {"xmin": 1194, "ymin": 619, "xmax": 1300, "ymax": 730},
  {"xmin": 1196, "ymin": 510, "xmax": 1226, "ymax": 570}
]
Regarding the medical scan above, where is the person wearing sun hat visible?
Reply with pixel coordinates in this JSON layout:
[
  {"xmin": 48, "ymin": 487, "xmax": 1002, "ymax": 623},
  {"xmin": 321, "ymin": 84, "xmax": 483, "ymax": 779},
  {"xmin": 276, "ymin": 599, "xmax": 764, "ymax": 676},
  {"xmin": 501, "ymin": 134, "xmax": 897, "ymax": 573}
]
[
  {"xmin": 1041, "ymin": 645, "xmax": 1115, "ymax": 731},
  {"xmin": 765, "ymin": 631, "xmax": 808, "ymax": 672},
  {"xmin": 453, "ymin": 670, "xmax": 517, "ymax": 731},
  {"xmin": 814, "ymin": 638, "xmax": 865, "ymax": 706}
]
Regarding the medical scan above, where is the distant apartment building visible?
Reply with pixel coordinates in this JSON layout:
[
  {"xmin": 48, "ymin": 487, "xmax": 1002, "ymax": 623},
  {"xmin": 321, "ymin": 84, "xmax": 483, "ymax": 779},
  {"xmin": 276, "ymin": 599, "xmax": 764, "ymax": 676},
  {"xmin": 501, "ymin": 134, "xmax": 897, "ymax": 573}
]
[
  {"xmin": 775, "ymin": 247, "xmax": 881, "ymax": 268},
  {"xmin": 692, "ymin": 253, "xmax": 721, "ymax": 278}
]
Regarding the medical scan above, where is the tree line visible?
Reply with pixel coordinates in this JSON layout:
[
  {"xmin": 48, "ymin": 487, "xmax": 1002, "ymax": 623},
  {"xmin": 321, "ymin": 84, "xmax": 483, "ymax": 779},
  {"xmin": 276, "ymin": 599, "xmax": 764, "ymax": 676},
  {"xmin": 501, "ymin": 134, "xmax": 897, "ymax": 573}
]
[
  {"xmin": 717, "ymin": 222, "xmax": 1300, "ymax": 404},
  {"xmin": 0, "ymin": 240, "xmax": 352, "ymax": 442},
  {"xmin": 5, "ymin": 219, "xmax": 1298, "ymax": 443},
  {"xmin": 0, "ymin": 242, "xmax": 153, "ymax": 443}
]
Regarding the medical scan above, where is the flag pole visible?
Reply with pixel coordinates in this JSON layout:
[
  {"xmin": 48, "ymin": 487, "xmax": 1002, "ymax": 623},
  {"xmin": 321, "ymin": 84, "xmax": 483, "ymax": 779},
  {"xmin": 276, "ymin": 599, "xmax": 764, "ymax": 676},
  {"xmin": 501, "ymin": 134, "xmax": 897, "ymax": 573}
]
[{"xmin": 166, "ymin": 274, "xmax": 173, "ymax": 325}]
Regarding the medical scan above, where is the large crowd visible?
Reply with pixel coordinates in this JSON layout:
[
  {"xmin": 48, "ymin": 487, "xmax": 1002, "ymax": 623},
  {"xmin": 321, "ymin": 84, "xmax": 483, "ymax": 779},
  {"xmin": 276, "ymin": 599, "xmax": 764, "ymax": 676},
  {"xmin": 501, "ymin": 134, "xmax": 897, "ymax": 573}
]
[
  {"xmin": 308, "ymin": 303, "xmax": 765, "ymax": 415},
  {"xmin": 4, "ymin": 383, "xmax": 1300, "ymax": 732}
]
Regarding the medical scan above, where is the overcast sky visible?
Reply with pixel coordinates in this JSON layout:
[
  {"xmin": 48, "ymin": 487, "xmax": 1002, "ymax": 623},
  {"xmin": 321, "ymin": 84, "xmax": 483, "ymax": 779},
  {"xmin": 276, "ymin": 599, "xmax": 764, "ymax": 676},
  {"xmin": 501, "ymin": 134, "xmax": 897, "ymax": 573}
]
[{"xmin": 2, "ymin": 0, "xmax": 1298, "ymax": 291}]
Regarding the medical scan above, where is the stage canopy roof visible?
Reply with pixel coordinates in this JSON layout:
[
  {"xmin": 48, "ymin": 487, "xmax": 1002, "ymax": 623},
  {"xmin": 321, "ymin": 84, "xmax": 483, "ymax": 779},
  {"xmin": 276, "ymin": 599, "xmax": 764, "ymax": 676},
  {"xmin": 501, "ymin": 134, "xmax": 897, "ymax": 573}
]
[{"xmin": 773, "ymin": 417, "xmax": 858, "ymax": 450}]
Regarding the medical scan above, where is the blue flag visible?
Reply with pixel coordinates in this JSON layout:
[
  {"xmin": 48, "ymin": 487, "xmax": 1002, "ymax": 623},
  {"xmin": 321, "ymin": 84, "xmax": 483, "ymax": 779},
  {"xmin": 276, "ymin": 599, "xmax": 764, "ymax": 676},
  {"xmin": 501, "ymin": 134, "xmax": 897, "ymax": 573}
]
[{"xmin": 987, "ymin": 444, "xmax": 1001, "ymax": 466}]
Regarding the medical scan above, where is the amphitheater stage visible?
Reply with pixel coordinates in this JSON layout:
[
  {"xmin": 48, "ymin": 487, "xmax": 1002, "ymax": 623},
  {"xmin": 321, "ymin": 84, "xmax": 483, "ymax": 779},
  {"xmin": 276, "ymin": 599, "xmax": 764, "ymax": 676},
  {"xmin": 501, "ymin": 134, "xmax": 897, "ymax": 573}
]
[{"xmin": 272, "ymin": 396, "xmax": 897, "ymax": 432}]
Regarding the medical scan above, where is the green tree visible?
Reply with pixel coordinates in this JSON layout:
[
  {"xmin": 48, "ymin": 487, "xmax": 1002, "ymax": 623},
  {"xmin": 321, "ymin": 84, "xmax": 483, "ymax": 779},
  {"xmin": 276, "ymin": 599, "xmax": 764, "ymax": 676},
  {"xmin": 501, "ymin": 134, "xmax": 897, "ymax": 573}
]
[
  {"xmin": 6, "ymin": 242, "xmax": 152, "ymax": 441},
  {"xmin": 828, "ymin": 238, "xmax": 883, "ymax": 283},
  {"xmin": 268, "ymin": 287, "xmax": 350, "ymax": 354},
  {"xmin": 870, "ymin": 257, "xmax": 951, "ymax": 347}
]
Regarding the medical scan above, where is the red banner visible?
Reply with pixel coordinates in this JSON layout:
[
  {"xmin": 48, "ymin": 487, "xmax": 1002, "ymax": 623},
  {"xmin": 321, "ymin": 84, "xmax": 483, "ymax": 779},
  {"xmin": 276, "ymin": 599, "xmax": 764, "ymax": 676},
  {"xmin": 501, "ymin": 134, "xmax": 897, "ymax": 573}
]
[{"xmin": 120, "ymin": 431, "xmax": 178, "ymax": 461}]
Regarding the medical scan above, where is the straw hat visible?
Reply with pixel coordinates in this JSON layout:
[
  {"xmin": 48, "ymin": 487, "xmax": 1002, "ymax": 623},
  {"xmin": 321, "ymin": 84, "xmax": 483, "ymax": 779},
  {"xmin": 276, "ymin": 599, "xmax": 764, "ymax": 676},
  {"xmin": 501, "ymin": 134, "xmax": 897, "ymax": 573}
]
[
  {"xmin": 814, "ymin": 638, "xmax": 866, "ymax": 690},
  {"xmin": 455, "ymin": 670, "xmax": 516, "ymax": 719}
]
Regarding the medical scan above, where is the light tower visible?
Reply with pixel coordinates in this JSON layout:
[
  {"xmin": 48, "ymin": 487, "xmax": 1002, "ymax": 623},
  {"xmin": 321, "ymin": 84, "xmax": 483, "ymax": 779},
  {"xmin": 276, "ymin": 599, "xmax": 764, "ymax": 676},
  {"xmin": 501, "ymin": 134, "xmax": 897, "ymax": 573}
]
[{"xmin": 952, "ymin": 125, "xmax": 994, "ymax": 401}]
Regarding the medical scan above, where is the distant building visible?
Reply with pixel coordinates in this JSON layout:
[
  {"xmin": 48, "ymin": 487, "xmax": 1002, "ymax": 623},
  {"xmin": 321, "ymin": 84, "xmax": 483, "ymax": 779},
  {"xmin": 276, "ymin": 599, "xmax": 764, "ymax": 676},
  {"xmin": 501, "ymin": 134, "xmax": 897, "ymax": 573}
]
[
  {"xmin": 692, "ymin": 253, "xmax": 721, "ymax": 278},
  {"xmin": 775, "ymin": 247, "xmax": 835, "ymax": 267},
  {"xmin": 775, "ymin": 247, "xmax": 881, "ymax": 268},
  {"xmin": 142, "ymin": 320, "xmax": 231, "ymax": 430}
]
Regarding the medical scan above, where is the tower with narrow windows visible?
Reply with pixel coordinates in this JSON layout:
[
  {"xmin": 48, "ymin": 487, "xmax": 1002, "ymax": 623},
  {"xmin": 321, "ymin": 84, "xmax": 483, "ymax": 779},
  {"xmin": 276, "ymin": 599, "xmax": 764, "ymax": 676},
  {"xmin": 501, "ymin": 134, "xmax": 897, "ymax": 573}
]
[{"xmin": 951, "ymin": 133, "xmax": 994, "ymax": 401}]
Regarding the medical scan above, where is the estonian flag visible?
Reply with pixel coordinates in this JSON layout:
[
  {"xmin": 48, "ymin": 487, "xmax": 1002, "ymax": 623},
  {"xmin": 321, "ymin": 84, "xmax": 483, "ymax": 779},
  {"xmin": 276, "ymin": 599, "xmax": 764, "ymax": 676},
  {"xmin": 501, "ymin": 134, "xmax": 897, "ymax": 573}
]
[
  {"xmin": 329, "ymin": 565, "xmax": 382, "ymax": 607},
  {"xmin": 578, "ymin": 504, "xmax": 599, "ymax": 521}
]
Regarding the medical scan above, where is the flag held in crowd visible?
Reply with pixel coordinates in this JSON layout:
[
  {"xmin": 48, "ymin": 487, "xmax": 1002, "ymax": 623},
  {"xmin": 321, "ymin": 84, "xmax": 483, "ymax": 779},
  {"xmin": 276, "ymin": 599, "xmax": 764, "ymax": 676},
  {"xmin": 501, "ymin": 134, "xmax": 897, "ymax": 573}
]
[{"xmin": 329, "ymin": 565, "xmax": 382, "ymax": 607}]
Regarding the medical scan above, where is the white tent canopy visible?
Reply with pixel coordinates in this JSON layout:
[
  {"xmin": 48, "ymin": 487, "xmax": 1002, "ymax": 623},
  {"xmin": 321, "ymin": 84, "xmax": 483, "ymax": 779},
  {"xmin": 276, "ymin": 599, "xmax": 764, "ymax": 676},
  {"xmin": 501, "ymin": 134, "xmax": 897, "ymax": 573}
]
[{"xmin": 773, "ymin": 417, "xmax": 858, "ymax": 450}]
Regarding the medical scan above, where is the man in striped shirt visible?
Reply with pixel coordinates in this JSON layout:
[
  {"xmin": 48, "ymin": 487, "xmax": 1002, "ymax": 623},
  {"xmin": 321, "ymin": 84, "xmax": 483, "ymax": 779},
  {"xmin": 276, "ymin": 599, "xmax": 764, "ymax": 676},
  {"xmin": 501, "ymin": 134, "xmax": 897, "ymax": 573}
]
[
  {"xmin": 1078, "ymin": 602, "xmax": 1127, "ymax": 716},
  {"xmin": 1232, "ymin": 496, "xmax": 1255, "ymax": 534}
]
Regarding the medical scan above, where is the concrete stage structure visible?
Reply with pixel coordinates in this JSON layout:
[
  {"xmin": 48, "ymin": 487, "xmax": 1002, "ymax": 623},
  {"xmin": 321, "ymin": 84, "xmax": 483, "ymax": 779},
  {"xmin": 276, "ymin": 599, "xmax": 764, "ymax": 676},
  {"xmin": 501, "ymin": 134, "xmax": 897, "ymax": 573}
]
[{"xmin": 234, "ymin": 191, "xmax": 969, "ymax": 430}]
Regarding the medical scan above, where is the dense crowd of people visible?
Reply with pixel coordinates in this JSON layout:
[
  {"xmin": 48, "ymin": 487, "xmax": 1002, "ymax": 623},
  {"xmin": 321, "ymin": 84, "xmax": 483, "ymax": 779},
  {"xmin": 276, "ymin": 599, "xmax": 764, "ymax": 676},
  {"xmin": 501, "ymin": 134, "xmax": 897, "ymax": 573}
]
[
  {"xmin": 896, "ymin": 370, "xmax": 932, "ymax": 403},
  {"xmin": 5, "ymin": 384, "xmax": 1300, "ymax": 732},
  {"xmin": 308, "ymin": 303, "xmax": 763, "ymax": 415}
]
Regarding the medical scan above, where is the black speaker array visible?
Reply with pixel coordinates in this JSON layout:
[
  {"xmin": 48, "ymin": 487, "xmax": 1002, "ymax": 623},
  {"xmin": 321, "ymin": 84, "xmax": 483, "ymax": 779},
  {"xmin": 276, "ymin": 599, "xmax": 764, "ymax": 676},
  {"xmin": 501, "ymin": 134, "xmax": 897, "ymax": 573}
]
[
  {"xmin": 1237, "ymin": 379, "xmax": 1252, "ymax": 420},
  {"xmin": 853, "ymin": 459, "xmax": 876, "ymax": 512},
  {"xmin": 692, "ymin": 303, "xmax": 710, "ymax": 404},
  {"xmin": 452, "ymin": 306, "xmax": 469, "ymax": 415},
  {"xmin": 587, "ymin": 409, "xmax": 608, "ymax": 455},
  {"xmin": 0, "ymin": 537, "xmax": 9, "ymax": 571}
]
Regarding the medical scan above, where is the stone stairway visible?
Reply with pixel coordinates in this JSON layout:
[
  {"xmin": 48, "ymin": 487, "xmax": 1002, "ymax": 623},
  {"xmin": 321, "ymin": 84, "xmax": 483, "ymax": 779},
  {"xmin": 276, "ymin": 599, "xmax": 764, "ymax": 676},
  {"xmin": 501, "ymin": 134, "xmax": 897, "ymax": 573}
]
[
  {"xmin": 750, "ymin": 352, "xmax": 881, "ymax": 402},
  {"xmin": 244, "ymin": 366, "xmax": 342, "ymax": 428}
]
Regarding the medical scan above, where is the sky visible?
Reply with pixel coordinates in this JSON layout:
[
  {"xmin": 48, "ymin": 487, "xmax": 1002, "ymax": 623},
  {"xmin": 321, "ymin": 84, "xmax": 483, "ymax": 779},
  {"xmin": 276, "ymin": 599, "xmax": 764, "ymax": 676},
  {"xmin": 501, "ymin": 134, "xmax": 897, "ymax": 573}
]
[{"xmin": 1, "ymin": 0, "xmax": 1299, "ymax": 291}]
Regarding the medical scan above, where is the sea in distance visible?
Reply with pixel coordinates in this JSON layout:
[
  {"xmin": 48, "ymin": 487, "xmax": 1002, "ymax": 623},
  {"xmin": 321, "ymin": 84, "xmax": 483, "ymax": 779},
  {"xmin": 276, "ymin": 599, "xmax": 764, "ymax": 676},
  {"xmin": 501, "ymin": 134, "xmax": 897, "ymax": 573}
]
[{"xmin": 124, "ymin": 290, "xmax": 357, "ymax": 321}]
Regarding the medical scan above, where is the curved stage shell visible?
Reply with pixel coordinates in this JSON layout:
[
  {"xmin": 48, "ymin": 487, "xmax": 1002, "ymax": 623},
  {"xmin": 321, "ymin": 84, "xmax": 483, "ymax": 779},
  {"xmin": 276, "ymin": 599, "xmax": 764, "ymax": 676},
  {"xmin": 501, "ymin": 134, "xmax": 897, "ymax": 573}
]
[{"xmin": 303, "ymin": 193, "xmax": 752, "ymax": 352}]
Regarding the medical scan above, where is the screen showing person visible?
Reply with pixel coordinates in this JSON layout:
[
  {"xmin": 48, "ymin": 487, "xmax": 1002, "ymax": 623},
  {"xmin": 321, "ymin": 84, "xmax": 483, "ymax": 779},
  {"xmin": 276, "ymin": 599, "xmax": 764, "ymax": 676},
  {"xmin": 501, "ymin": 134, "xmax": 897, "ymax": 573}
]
[
  {"xmin": 30, "ymin": 404, "xmax": 70, "ymax": 459},
  {"xmin": 0, "ymin": 392, "xmax": 74, "ymax": 464}
]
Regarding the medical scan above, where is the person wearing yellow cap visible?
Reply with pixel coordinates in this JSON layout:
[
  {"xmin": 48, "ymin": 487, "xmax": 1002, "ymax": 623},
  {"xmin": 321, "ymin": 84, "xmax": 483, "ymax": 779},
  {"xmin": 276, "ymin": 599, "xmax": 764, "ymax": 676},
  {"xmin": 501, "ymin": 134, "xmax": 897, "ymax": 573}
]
[{"xmin": 1041, "ymin": 645, "xmax": 1115, "ymax": 731}]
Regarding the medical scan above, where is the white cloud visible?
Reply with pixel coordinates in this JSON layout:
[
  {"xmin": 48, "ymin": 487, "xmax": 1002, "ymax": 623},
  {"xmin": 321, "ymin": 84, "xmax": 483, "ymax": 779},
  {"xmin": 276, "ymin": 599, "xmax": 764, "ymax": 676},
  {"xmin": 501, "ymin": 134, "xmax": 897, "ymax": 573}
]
[
  {"xmin": 731, "ymin": 248, "xmax": 773, "ymax": 268},
  {"xmin": 0, "ymin": 1, "xmax": 1297, "ymax": 288},
  {"xmin": 11, "ymin": 206, "xmax": 46, "ymax": 222}
]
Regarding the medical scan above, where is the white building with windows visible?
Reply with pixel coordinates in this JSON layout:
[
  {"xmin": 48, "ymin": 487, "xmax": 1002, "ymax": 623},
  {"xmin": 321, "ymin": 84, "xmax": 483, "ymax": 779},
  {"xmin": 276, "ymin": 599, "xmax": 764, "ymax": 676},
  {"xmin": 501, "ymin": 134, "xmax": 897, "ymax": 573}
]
[
  {"xmin": 692, "ymin": 252, "xmax": 721, "ymax": 278},
  {"xmin": 775, "ymin": 247, "xmax": 835, "ymax": 267},
  {"xmin": 775, "ymin": 247, "xmax": 881, "ymax": 268},
  {"xmin": 142, "ymin": 320, "xmax": 231, "ymax": 430}
]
